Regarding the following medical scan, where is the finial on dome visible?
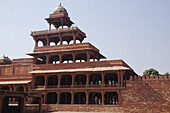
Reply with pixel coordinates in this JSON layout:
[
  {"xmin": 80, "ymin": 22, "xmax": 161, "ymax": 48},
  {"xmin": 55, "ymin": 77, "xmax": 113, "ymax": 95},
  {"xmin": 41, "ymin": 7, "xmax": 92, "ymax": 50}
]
[{"xmin": 59, "ymin": 3, "xmax": 62, "ymax": 6}]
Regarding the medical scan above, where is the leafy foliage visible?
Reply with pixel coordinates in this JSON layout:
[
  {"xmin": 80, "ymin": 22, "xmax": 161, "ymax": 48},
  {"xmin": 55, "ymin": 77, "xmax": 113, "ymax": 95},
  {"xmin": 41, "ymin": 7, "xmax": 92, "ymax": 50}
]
[
  {"xmin": 165, "ymin": 72, "xmax": 169, "ymax": 75},
  {"xmin": 143, "ymin": 68, "xmax": 159, "ymax": 76}
]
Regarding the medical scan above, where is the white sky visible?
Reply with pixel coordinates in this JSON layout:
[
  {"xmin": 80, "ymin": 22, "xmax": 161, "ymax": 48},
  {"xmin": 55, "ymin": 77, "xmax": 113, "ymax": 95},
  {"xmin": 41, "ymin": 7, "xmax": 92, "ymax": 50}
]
[{"xmin": 0, "ymin": 0, "xmax": 170, "ymax": 75}]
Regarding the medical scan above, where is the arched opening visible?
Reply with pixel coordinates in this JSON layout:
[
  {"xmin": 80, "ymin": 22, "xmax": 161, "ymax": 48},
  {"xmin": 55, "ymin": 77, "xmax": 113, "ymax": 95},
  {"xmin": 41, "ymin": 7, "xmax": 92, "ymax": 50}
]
[
  {"xmin": 89, "ymin": 74, "xmax": 102, "ymax": 86},
  {"xmin": 49, "ymin": 55, "xmax": 59, "ymax": 64},
  {"xmin": 0, "ymin": 86, "xmax": 10, "ymax": 90},
  {"xmin": 47, "ymin": 75, "xmax": 58, "ymax": 88},
  {"xmin": 60, "ymin": 92, "xmax": 71, "ymax": 104},
  {"xmin": 35, "ymin": 76, "xmax": 45, "ymax": 87},
  {"xmin": 74, "ymin": 92, "xmax": 86, "ymax": 104},
  {"xmin": 2, "ymin": 96, "xmax": 21, "ymax": 113},
  {"xmin": 16, "ymin": 86, "xmax": 24, "ymax": 92},
  {"xmin": 61, "ymin": 75, "xmax": 72, "ymax": 87},
  {"xmin": 36, "ymin": 55, "xmax": 46, "ymax": 64},
  {"xmin": 62, "ymin": 36, "xmax": 73, "ymax": 45},
  {"xmin": 74, "ymin": 74, "xmax": 86, "ymax": 87},
  {"xmin": 90, "ymin": 54, "xmax": 95, "ymax": 62},
  {"xmin": 105, "ymin": 73, "xmax": 118, "ymax": 87},
  {"xmin": 62, "ymin": 41, "xmax": 69, "ymax": 45},
  {"xmin": 89, "ymin": 92, "xmax": 102, "ymax": 105},
  {"xmin": 37, "ymin": 39, "xmax": 47, "ymax": 47},
  {"xmin": 75, "ymin": 53, "xmax": 87, "ymax": 62},
  {"xmin": 105, "ymin": 92, "xmax": 118, "ymax": 105},
  {"xmin": 46, "ymin": 92, "xmax": 57, "ymax": 104},
  {"xmin": 49, "ymin": 37, "xmax": 60, "ymax": 46},
  {"xmin": 76, "ymin": 40, "xmax": 81, "ymax": 44},
  {"xmin": 69, "ymin": 40, "xmax": 74, "ymax": 44},
  {"xmin": 62, "ymin": 54, "xmax": 73, "ymax": 63}
]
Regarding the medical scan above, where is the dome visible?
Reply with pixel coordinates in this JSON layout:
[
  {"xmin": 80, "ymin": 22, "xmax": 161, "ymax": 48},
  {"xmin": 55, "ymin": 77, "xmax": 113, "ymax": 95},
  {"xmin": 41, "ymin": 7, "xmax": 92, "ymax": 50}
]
[{"xmin": 53, "ymin": 3, "xmax": 68, "ymax": 15}]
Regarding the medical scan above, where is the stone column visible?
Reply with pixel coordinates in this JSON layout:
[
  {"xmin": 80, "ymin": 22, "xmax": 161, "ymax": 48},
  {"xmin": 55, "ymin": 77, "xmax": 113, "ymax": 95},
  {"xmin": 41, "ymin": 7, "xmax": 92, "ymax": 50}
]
[
  {"xmin": 46, "ymin": 55, "xmax": 49, "ymax": 64},
  {"xmin": 102, "ymin": 72, "xmax": 105, "ymax": 87},
  {"xmin": 57, "ymin": 92, "xmax": 60, "ymax": 104},
  {"xmin": 71, "ymin": 91, "xmax": 74, "ymax": 104},
  {"xmin": 117, "ymin": 71, "xmax": 120, "ymax": 87},
  {"xmin": 120, "ymin": 71, "xmax": 124, "ymax": 87},
  {"xmin": 0, "ymin": 95, "xmax": 4, "ymax": 113},
  {"xmin": 39, "ymin": 97, "xmax": 43, "ymax": 113},
  {"xmin": 59, "ymin": 54, "xmax": 63, "ymax": 63},
  {"xmin": 72, "ymin": 53, "xmax": 76, "ymax": 63},
  {"xmin": 20, "ymin": 97, "xmax": 26, "ymax": 113},
  {"xmin": 118, "ymin": 90, "xmax": 121, "ymax": 105},
  {"xmin": 86, "ymin": 51, "xmax": 90, "ymax": 62},
  {"xmin": 34, "ymin": 56, "xmax": 37, "ymax": 64},
  {"xmin": 59, "ymin": 34, "xmax": 62, "ymax": 45},
  {"xmin": 44, "ymin": 75, "xmax": 48, "ymax": 89},
  {"xmin": 58, "ymin": 74, "xmax": 61, "ymax": 88},
  {"xmin": 86, "ymin": 73, "xmax": 89, "ymax": 88},
  {"xmin": 86, "ymin": 91, "xmax": 89, "ymax": 104},
  {"xmin": 35, "ymin": 40, "xmax": 38, "ymax": 48},
  {"xmin": 46, "ymin": 35, "xmax": 50, "ymax": 46},
  {"xmin": 49, "ymin": 22, "xmax": 51, "ymax": 31},
  {"xmin": 73, "ymin": 33, "xmax": 76, "ymax": 44},
  {"xmin": 72, "ymin": 74, "xmax": 75, "ymax": 88},
  {"xmin": 102, "ymin": 91, "xmax": 104, "ymax": 105}
]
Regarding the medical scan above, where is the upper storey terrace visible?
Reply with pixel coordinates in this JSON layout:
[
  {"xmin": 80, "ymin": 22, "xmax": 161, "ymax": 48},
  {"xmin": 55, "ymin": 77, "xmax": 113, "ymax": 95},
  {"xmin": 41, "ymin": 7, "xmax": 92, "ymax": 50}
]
[{"xmin": 28, "ymin": 3, "xmax": 106, "ymax": 65}]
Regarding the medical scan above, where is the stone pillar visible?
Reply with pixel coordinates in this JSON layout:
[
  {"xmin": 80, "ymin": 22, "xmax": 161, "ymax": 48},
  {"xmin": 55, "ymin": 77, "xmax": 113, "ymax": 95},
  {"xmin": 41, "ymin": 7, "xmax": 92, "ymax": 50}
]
[
  {"xmin": 59, "ymin": 54, "xmax": 63, "ymax": 63},
  {"xmin": 86, "ymin": 51, "xmax": 90, "ymax": 62},
  {"xmin": 46, "ymin": 35, "xmax": 49, "ymax": 46},
  {"xmin": 86, "ymin": 91, "xmax": 89, "ymax": 104},
  {"xmin": 44, "ymin": 75, "xmax": 48, "ymax": 89},
  {"xmin": 72, "ymin": 74, "xmax": 75, "ymax": 88},
  {"xmin": 32, "ymin": 76, "xmax": 35, "ymax": 89},
  {"xmin": 118, "ymin": 90, "xmax": 121, "ymax": 105},
  {"xmin": 34, "ymin": 56, "xmax": 37, "ymax": 64},
  {"xmin": 46, "ymin": 55, "xmax": 49, "ymax": 64},
  {"xmin": 86, "ymin": 73, "xmax": 89, "ymax": 87},
  {"xmin": 58, "ymin": 74, "xmax": 61, "ymax": 88},
  {"xmin": 102, "ymin": 91, "xmax": 104, "ymax": 105},
  {"xmin": 39, "ymin": 97, "xmax": 43, "ymax": 113},
  {"xmin": 0, "ymin": 95, "xmax": 4, "ymax": 113},
  {"xmin": 73, "ymin": 33, "xmax": 76, "ymax": 44},
  {"xmin": 35, "ymin": 40, "xmax": 38, "ymax": 47},
  {"xmin": 102, "ymin": 72, "xmax": 105, "ymax": 87},
  {"xmin": 49, "ymin": 22, "xmax": 51, "ymax": 31},
  {"xmin": 20, "ymin": 97, "xmax": 26, "ymax": 113},
  {"xmin": 120, "ymin": 71, "xmax": 124, "ymax": 87},
  {"xmin": 59, "ymin": 34, "xmax": 62, "ymax": 45},
  {"xmin": 43, "ymin": 92, "xmax": 47, "ymax": 104},
  {"xmin": 117, "ymin": 71, "xmax": 120, "ymax": 87},
  {"xmin": 57, "ymin": 92, "xmax": 60, "ymax": 104},
  {"xmin": 71, "ymin": 91, "xmax": 74, "ymax": 104},
  {"xmin": 23, "ymin": 85, "xmax": 26, "ymax": 92},
  {"xmin": 72, "ymin": 53, "xmax": 76, "ymax": 63}
]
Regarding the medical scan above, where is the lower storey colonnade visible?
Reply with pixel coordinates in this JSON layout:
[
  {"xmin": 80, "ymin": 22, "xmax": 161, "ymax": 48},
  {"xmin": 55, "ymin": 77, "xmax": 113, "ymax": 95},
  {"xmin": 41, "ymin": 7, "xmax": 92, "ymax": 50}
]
[{"xmin": 42, "ymin": 91, "xmax": 119, "ymax": 105}]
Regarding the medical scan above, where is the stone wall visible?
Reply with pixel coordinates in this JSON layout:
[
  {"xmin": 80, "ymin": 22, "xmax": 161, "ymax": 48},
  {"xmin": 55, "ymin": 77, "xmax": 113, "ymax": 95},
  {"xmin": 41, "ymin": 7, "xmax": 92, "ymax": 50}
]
[
  {"xmin": 122, "ymin": 75, "xmax": 170, "ymax": 104},
  {"xmin": 25, "ymin": 75, "xmax": 170, "ymax": 113}
]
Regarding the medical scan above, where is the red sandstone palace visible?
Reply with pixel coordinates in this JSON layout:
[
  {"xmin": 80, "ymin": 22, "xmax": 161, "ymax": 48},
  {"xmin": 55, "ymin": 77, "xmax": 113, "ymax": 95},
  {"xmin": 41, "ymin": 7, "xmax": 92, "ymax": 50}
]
[{"xmin": 0, "ymin": 4, "xmax": 169, "ymax": 113}]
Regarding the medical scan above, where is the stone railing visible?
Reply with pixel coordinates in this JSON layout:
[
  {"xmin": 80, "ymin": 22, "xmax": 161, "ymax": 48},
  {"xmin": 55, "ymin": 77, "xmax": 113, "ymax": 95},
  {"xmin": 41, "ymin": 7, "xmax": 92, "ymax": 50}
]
[{"xmin": 129, "ymin": 75, "xmax": 169, "ymax": 80}]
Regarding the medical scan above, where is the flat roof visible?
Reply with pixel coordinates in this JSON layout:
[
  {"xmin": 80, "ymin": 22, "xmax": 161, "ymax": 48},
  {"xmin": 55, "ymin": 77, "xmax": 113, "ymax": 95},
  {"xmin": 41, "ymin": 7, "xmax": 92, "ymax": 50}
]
[
  {"xmin": 30, "ymin": 66, "xmax": 131, "ymax": 74},
  {"xmin": 0, "ymin": 80, "xmax": 31, "ymax": 85}
]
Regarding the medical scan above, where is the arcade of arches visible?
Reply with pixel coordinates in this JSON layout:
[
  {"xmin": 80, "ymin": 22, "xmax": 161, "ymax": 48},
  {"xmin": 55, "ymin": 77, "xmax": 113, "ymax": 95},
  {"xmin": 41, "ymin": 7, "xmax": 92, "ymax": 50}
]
[
  {"xmin": 34, "ymin": 51, "xmax": 101, "ymax": 64},
  {"xmin": 32, "ymin": 71, "xmax": 130, "ymax": 105}
]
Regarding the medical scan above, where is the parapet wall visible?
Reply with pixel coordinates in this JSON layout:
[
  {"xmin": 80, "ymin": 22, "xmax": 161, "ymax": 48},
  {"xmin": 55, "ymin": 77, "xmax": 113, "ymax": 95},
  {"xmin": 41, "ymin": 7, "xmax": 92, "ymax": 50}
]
[{"xmin": 122, "ymin": 75, "xmax": 170, "ymax": 104}]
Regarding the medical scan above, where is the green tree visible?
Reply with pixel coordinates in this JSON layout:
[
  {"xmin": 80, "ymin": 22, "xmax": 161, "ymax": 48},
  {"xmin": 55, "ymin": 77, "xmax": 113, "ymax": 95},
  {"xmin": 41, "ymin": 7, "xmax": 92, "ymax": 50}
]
[
  {"xmin": 143, "ymin": 68, "xmax": 159, "ymax": 76},
  {"xmin": 165, "ymin": 72, "xmax": 169, "ymax": 75}
]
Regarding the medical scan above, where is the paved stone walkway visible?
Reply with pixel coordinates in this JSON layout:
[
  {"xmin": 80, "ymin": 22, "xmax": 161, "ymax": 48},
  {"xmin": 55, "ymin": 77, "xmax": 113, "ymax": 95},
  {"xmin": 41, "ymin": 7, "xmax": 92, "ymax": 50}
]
[{"xmin": 45, "ymin": 111, "xmax": 123, "ymax": 113}]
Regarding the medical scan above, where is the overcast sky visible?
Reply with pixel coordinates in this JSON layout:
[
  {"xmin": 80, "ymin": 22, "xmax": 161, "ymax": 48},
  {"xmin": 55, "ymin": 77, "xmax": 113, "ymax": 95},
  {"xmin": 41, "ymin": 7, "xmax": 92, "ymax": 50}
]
[{"xmin": 0, "ymin": 0, "xmax": 170, "ymax": 75}]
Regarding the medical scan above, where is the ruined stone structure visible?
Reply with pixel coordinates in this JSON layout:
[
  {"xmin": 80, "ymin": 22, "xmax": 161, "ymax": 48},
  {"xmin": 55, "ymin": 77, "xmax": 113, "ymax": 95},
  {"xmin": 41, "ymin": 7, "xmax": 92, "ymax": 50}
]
[{"xmin": 0, "ymin": 4, "xmax": 170, "ymax": 113}]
